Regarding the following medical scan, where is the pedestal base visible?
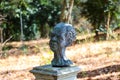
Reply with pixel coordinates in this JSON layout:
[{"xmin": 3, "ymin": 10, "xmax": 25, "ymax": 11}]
[{"xmin": 30, "ymin": 64, "xmax": 80, "ymax": 80}]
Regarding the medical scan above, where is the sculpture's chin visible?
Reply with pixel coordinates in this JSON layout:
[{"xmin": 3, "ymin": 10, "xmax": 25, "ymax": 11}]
[{"xmin": 52, "ymin": 59, "xmax": 73, "ymax": 67}]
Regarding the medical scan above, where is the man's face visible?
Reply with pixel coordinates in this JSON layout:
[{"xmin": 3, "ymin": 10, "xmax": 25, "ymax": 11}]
[{"xmin": 49, "ymin": 31, "xmax": 66, "ymax": 52}]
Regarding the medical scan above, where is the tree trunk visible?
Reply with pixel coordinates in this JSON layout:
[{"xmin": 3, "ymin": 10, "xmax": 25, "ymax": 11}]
[
  {"xmin": 40, "ymin": 24, "xmax": 49, "ymax": 38},
  {"xmin": 106, "ymin": 12, "xmax": 111, "ymax": 40},
  {"xmin": 95, "ymin": 29, "xmax": 99, "ymax": 40},
  {"xmin": 0, "ymin": 28, "xmax": 3, "ymax": 52},
  {"xmin": 60, "ymin": 0, "xmax": 74, "ymax": 24},
  {"xmin": 0, "ymin": 28, "xmax": 3, "ymax": 44},
  {"xmin": 0, "ymin": 14, "xmax": 5, "ymax": 52},
  {"xmin": 20, "ymin": 10, "xmax": 24, "ymax": 46}
]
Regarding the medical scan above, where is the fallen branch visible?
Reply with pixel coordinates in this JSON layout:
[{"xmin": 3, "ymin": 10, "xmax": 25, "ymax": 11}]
[{"xmin": 2, "ymin": 36, "xmax": 13, "ymax": 47}]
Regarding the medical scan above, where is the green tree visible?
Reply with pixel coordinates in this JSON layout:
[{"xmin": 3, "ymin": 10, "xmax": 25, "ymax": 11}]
[
  {"xmin": 0, "ymin": 0, "xmax": 81, "ymax": 41},
  {"xmin": 0, "ymin": 0, "xmax": 61, "ymax": 40},
  {"xmin": 80, "ymin": 0, "xmax": 120, "ymax": 40}
]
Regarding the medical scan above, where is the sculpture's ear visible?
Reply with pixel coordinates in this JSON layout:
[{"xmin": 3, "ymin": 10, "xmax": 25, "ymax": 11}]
[
  {"xmin": 67, "ymin": 31, "xmax": 73, "ymax": 40},
  {"xmin": 65, "ymin": 31, "xmax": 73, "ymax": 46}
]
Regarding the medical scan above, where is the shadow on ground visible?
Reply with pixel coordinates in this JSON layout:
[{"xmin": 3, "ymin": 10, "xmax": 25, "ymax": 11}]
[{"xmin": 77, "ymin": 64, "xmax": 120, "ymax": 79}]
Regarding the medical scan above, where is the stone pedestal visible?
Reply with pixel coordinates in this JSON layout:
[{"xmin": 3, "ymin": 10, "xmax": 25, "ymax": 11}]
[{"xmin": 30, "ymin": 64, "xmax": 80, "ymax": 80}]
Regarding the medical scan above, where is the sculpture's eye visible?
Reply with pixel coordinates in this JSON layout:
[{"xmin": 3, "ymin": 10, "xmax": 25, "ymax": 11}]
[{"xmin": 51, "ymin": 34, "xmax": 59, "ymax": 42}]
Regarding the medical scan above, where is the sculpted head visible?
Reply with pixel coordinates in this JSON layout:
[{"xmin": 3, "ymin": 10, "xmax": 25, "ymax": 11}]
[{"xmin": 49, "ymin": 22, "xmax": 76, "ymax": 67}]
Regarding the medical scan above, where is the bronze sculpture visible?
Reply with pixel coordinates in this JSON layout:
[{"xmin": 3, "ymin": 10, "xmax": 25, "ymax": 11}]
[{"xmin": 49, "ymin": 22, "xmax": 76, "ymax": 67}]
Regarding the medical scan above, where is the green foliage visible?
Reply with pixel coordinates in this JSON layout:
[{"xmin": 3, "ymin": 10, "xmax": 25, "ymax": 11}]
[
  {"xmin": 79, "ymin": 0, "xmax": 120, "ymax": 33},
  {"xmin": 0, "ymin": 0, "xmax": 82, "ymax": 41},
  {"xmin": 19, "ymin": 44, "xmax": 29, "ymax": 54},
  {"xmin": 0, "ymin": 0, "xmax": 61, "ymax": 41}
]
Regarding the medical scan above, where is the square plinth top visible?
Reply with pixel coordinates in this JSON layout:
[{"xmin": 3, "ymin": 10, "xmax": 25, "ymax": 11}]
[{"xmin": 30, "ymin": 64, "xmax": 80, "ymax": 76}]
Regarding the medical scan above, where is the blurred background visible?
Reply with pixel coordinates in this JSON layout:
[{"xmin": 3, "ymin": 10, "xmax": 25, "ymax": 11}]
[{"xmin": 0, "ymin": 0, "xmax": 120, "ymax": 80}]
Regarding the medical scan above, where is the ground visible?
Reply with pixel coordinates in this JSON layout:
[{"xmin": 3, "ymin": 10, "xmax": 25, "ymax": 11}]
[{"xmin": 0, "ymin": 38, "xmax": 120, "ymax": 80}]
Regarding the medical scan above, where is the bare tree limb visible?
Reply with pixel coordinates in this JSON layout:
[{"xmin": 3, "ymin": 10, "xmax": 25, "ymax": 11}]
[{"xmin": 2, "ymin": 36, "xmax": 12, "ymax": 47}]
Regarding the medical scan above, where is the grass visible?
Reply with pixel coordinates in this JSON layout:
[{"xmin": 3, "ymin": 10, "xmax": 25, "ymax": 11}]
[
  {"xmin": 70, "ymin": 40, "xmax": 120, "ymax": 80},
  {"xmin": 0, "ymin": 38, "xmax": 120, "ymax": 80}
]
